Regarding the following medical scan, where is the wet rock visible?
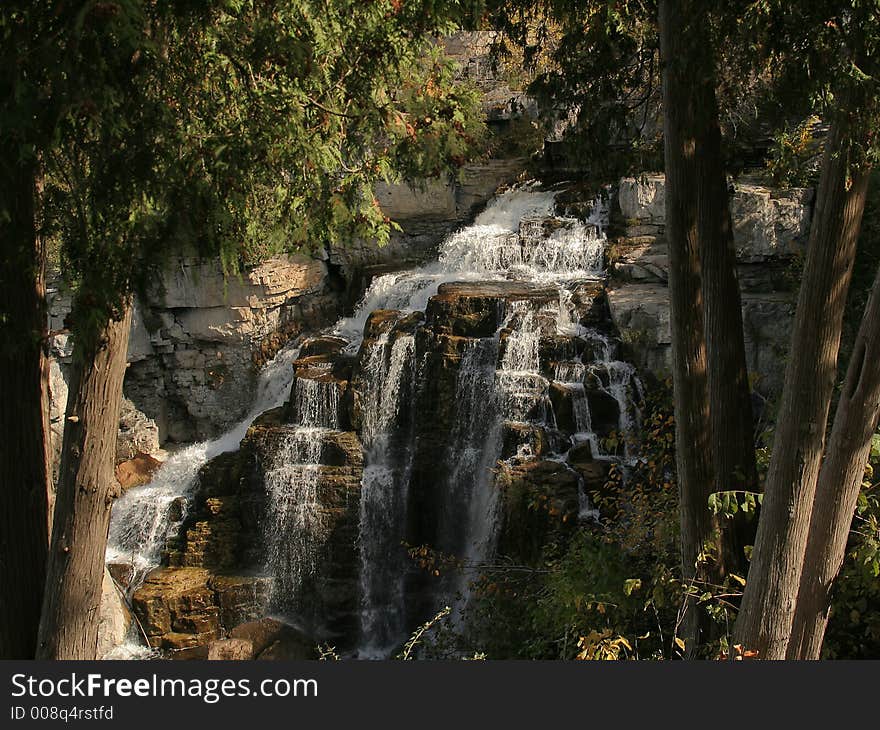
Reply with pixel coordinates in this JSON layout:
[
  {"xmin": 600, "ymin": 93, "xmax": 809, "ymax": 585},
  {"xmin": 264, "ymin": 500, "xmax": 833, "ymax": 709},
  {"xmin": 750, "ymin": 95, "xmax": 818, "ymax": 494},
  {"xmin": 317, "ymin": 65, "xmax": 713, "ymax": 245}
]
[
  {"xmin": 567, "ymin": 442, "xmax": 612, "ymax": 495},
  {"xmin": 107, "ymin": 562, "xmax": 135, "ymax": 591},
  {"xmin": 98, "ymin": 568, "xmax": 131, "ymax": 659},
  {"xmin": 210, "ymin": 575, "xmax": 273, "ymax": 631},
  {"xmin": 285, "ymin": 352, "xmax": 356, "ymax": 430},
  {"xmin": 500, "ymin": 422, "xmax": 550, "ymax": 461},
  {"xmin": 585, "ymin": 389, "xmax": 620, "ymax": 438},
  {"xmin": 299, "ymin": 335, "xmax": 349, "ymax": 358},
  {"xmin": 496, "ymin": 460, "xmax": 581, "ymax": 566},
  {"xmin": 426, "ymin": 281, "xmax": 559, "ymax": 337},
  {"xmin": 548, "ymin": 382, "xmax": 581, "ymax": 436},
  {"xmin": 114, "ymin": 453, "xmax": 162, "ymax": 491},
  {"xmin": 207, "ymin": 638, "xmax": 253, "ymax": 661},
  {"xmin": 229, "ymin": 618, "xmax": 316, "ymax": 660}
]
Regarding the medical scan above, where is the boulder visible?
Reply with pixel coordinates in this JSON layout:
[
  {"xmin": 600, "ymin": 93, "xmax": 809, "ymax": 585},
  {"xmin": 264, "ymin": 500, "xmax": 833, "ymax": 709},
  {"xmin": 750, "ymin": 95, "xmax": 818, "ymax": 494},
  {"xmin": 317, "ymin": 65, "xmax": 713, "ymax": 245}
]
[
  {"xmin": 132, "ymin": 567, "xmax": 217, "ymax": 646},
  {"xmin": 426, "ymin": 281, "xmax": 559, "ymax": 337},
  {"xmin": 207, "ymin": 638, "xmax": 253, "ymax": 661},
  {"xmin": 114, "ymin": 453, "xmax": 162, "ymax": 491},
  {"xmin": 618, "ymin": 174, "xmax": 666, "ymax": 222},
  {"xmin": 97, "ymin": 568, "xmax": 132, "ymax": 659}
]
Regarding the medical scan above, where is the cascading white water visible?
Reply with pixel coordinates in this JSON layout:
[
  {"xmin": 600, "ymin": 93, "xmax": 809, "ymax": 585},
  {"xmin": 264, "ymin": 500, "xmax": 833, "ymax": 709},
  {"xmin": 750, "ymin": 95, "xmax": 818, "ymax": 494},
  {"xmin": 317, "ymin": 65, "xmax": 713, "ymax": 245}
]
[
  {"xmin": 263, "ymin": 428, "xmax": 326, "ymax": 612},
  {"xmin": 106, "ymin": 343, "xmax": 301, "ymax": 589},
  {"xmin": 105, "ymin": 183, "xmax": 639, "ymax": 660},
  {"xmin": 442, "ymin": 336, "xmax": 504, "ymax": 612},
  {"xmin": 290, "ymin": 377, "xmax": 341, "ymax": 430},
  {"xmin": 583, "ymin": 330, "xmax": 641, "ymax": 461},
  {"xmin": 333, "ymin": 186, "xmax": 606, "ymax": 347},
  {"xmin": 263, "ymin": 374, "xmax": 342, "ymax": 613},
  {"xmin": 357, "ymin": 332, "xmax": 417, "ymax": 657}
]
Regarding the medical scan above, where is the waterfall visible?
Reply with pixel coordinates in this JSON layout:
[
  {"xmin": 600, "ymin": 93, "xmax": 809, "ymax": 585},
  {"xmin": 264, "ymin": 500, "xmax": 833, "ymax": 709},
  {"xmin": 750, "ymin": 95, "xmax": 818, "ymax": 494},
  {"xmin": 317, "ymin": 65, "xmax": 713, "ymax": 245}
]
[
  {"xmin": 357, "ymin": 332, "xmax": 417, "ymax": 657},
  {"xmin": 441, "ymin": 336, "xmax": 504, "ymax": 614},
  {"xmin": 106, "ymin": 343, "xmax": 300, "ymax": 590},
  {"xmin": 106, "ymin": 183, "xmax": 644, "ymax": 659},
  {"xmin": 333, "ymin": 186, "xmax": 605, "ymax": 348},
  {"xmin": 263, "ymin": 427, "xmax": 326, "ymax": 614},
  {"xmin": 263, "ymin": 375, "xmax": 342, "ymax": 614},
  {"xmin": 584, "ymin": 330, "xmax": 642, "ymax": 461}
]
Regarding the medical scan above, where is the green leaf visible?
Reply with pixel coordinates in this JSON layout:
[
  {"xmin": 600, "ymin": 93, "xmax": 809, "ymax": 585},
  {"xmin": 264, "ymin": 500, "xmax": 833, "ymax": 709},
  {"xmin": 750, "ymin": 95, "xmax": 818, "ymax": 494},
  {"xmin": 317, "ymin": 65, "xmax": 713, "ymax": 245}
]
[{"xmin": 623, "ymin": 578, "xmax": 642, "ymax": 596}]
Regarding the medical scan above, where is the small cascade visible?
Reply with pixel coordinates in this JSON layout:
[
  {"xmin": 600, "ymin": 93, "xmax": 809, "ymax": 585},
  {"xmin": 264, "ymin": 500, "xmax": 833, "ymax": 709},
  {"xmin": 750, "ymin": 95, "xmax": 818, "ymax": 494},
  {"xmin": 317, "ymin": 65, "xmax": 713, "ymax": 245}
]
[
  {"xmin": 584, "ymin": 331, "xmax": 642, "ymax": 461},
  {"xmin": 263, "ymin": 374, "xmax": 342, "ymax": 614},
  {"xmin": 263, "ymin": 429, "xmax": 325, "ymax": 613},
  {"xmin": 440, "ymin": 336, "xmax": 504, "ymax": 613},
  {"xmin": 290, "ymin": 377, "xmax": 341, "ymax": 430},
  {"xmin": 333, "ymin": 186, "xmax": 605, "ymax": 348},
  {"xmin": 357, "ymin": 332, "xmax": 417, "ymax": 657},
  {"xmin": 498, "ymin": 304, "xmax": 557, "ymax": 429},
  {"xmin": 106, "ymin": 344, "xmax": 300, "ymax": 592}
]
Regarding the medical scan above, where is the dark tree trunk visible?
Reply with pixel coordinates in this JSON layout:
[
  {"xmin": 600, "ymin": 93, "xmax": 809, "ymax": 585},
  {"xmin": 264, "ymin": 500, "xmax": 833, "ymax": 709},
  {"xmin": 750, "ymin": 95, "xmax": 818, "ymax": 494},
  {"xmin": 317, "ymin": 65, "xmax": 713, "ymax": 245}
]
[
  {"xmin": 659, "ymin": 0, "xmax": 716, "ymax": 651},
  {"xmin": 734, "ymin": 112, "xmax": 871, "ymax": 659},
  {"xmin": 787, "ymin": 259, "xmax": 880, "ymax": 659},
  {"xmin": 0, "ymin": 158, "xmax": 51, "ymax": 659},
  {"xmin": 695, "ymin": 77, "xmax": 758, "ymax": 580},
  {"xmin": 36, "ymin": 301, "xmax": 131, "ymax": 660}
]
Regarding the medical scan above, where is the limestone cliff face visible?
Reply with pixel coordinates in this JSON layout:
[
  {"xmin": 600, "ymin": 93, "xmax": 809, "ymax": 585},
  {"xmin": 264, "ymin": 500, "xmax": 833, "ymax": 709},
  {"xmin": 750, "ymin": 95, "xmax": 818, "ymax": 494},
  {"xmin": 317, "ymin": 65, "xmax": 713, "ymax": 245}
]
[
  {"xmin": 608, "ymin": 173, "xmax": 814, "ymax": 395},
  {"xmin": 47, "ymin": 159, "xmax": 528, "ymax": 472}
]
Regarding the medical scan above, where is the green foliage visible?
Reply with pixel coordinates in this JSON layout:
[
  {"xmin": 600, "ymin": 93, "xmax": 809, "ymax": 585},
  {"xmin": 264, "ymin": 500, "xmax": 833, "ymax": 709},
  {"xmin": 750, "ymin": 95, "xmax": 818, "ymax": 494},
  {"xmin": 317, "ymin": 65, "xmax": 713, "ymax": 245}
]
[
  {"xmin": 707, "ymin": 490, "xmax": 763, "ymax": 519},
  {"xmin": 765, "ymin": 116, "xmax": 822, "ymax": 188},
  {"xmin": 823, "ymin": 433, "xmax": 880, "ymax": 658},
  {"xmin": 5, "ymin": 1, "xmax": 488, "ymax": 350}
]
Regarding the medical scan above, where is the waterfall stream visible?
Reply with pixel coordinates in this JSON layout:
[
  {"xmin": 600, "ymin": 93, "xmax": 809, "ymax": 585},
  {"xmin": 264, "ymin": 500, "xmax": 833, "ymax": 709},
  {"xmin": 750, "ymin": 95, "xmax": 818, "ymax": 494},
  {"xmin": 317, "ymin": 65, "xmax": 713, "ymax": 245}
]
[
  {"xmin": 106, "ymin": 183, "xmax": 644, "ymax": 659},
  {"xmin": 106, "ymin": 343, "xmax": 301, "ymax": 589}
]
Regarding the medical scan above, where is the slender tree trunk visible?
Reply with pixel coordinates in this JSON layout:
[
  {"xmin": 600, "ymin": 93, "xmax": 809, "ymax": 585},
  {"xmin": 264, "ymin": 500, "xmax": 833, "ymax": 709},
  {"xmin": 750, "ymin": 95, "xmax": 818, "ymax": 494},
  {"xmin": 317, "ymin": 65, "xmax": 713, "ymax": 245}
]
[
  {"xmin": 0, "ymin": 158, "xmax": 51, "ymax": 659},
  {"xmin": 734, "ymin": 112, "xmax": 871, "ymax": 659},
  {"xmin": 694, "ymin": 41, "xmax": 759, "ymax": 582},
  {"xmin": 787, "ymin": 258, "xmax": 880, "ymax": 659},
  {"xmin": 36, "ymin": 301, "xmax": 131, "ymax": 660},
  {"xmin": 659, "ymin": 0, "xmax": 716, "ymax": 650}
]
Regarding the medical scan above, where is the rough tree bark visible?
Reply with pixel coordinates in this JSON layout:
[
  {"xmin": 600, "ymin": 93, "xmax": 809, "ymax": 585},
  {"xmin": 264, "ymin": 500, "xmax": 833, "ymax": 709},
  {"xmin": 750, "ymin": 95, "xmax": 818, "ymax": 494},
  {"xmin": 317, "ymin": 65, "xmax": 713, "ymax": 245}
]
[
  {"xmin": 787, "ymin": 259, "xmax": 880, "ymax": 659},
  {"xmin": 694, "ymin": 36, "xmax": 759, "ymax": 582},
  {"xmin": 734, "ymin": 111, "xmax": 871, "ymax": 659},
  {"xmin": 659, "ymin": 0, "xmax": 716, "ymax": 649},
  {"xmin": 36, "ymin": 301, "xmax": 131, "ymax": 660},
  {"xmin": 0, "ymin": 158, "xmax": 52, "ymax": 659}
]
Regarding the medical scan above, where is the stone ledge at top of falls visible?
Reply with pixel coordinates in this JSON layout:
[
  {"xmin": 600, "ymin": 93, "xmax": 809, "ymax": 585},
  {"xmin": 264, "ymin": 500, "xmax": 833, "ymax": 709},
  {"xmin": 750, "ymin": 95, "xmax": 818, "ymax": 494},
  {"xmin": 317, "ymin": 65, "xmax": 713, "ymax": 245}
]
[{"xmin": 425, "ymin": 280, "xmax": 605, "ymax": 339}]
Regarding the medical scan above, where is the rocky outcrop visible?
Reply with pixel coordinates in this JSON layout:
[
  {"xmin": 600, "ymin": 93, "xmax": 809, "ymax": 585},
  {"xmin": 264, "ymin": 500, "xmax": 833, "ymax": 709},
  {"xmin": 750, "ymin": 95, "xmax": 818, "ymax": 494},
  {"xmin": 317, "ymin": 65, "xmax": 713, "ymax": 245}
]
[
  {"xmin": 114, "ymin": 453, "xmax": 162, "ymax": 491},
  {"xmin": 609, "ymin": 173, "xmax": 812, "ymax": 394},
  {"xmin": 97, "ymin": 568, "xmax": 132, "ymax": 658}
]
